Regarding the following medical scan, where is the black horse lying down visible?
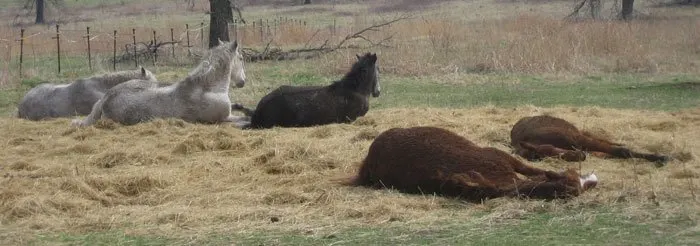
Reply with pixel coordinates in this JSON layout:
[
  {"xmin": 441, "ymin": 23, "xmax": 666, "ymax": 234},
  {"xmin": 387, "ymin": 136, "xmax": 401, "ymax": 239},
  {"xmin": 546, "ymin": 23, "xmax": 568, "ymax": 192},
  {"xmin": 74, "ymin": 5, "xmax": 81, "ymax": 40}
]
[{"xmin": 232, "ymin": 53, "xmax": 381, "ymax": 129}]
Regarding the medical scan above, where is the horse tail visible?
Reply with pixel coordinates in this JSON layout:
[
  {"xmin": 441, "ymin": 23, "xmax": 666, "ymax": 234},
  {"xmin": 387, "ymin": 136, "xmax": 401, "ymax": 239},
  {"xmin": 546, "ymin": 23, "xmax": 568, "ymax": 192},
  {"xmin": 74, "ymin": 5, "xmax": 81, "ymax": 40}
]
[
  {"xmin": 72, "ymin": 97, "xmax": 105, "ymax": 127},
  {"xmin": 344, "ymin": 158, "xmax": 375, "ymax": 187},
  {"xmin": 231, "ymin": 103, "xmax": 255, "ymax": 117}
]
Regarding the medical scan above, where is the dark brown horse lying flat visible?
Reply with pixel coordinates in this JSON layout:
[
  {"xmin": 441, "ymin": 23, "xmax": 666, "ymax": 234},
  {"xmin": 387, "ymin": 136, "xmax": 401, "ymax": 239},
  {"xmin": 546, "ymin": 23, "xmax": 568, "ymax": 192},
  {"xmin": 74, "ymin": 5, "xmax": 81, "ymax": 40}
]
[
  {"xmin": 510, "ymin": 115, "xmax": 670, "ymax": 165},
  {"xmin": 348, "ymin": 126, "xmax": 598, "ymax": 201}
]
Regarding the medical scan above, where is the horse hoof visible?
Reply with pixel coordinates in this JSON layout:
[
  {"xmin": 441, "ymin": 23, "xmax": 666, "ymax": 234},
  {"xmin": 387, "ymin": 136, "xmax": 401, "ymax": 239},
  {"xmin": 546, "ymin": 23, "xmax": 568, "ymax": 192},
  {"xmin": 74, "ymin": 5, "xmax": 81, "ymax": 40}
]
[
  {"xmin": 654, "ymin": 156, "xmax": 671, "ymax": 167},
  {"xmin": 561, "ymin": 151, "xmax": 587, "ymax": 162},
  {"xmin": 71, "ymin": 119, "xmax": 86, "ymax": 127}
]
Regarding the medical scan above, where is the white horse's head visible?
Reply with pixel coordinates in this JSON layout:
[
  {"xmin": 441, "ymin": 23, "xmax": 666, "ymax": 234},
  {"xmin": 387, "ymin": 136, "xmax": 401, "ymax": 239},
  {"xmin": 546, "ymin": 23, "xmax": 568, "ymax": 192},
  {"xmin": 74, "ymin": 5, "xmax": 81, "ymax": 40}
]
[{"xmin": 223, "ymin": 40, "xmax": 246, "ymax": 88}]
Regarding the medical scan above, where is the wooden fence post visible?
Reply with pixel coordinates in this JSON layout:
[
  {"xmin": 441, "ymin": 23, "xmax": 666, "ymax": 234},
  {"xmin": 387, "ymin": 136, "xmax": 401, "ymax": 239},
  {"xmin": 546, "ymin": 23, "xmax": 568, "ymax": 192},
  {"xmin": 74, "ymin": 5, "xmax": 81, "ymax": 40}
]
[
  {"xmin": 232, "ymin": 20, "xmax": 237, "ymax": 41},
  {"xmin": 132, "ymin": 28, "xmax": 138, "ymax": 68},
  {"xmin": 85, "ymin": 26, "xmax": 92, "ymax": 71},
  {"xmin": 18, "ymin": 29, "xmax": 24, "ymax": 78},
  {"xmin": 112, "ymin": 30, "xmax": 117, "ymax": 71},
  {"xmin": 186, "ymin": 24, "xmax": 191, "ymax": 56},
  {"xmin": 51, "ymin": 25, "xmax": 61, "ymax": 74},
  {"xmin": 152, "ymin": 30, "xmax": 157, "ymax": 65},
  {"xmin": 170, "ymin": 28, "xmax": 175, "ymax": 57},
  {"xmin": 259, "ymin": 19, "xmax": 263, "ymax": 43},
  {"xmin": 333, "ymin": 19, "xmax": 336, "ymax": 37}
]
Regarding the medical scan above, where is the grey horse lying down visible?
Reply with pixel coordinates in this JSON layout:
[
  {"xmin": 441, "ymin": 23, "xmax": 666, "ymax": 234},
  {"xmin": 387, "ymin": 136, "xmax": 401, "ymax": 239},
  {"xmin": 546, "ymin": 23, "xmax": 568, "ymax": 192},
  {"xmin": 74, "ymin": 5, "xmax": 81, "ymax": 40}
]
[
  {"xmin": 17, "ymin": 67, "xmax": 157, "ymax": 121},
  {"xmin": 72, "ymin": 40, "xmax": 246, "ymax": 127}
]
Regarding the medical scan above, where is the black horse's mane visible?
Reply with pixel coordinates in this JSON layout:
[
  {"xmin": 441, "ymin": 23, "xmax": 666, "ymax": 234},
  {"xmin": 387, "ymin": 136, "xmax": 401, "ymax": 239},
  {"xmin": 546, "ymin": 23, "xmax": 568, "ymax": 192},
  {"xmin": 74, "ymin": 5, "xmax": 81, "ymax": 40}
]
[{"xmin": 330, "ymin": 53, "xmax": 375, "ymax": 91}]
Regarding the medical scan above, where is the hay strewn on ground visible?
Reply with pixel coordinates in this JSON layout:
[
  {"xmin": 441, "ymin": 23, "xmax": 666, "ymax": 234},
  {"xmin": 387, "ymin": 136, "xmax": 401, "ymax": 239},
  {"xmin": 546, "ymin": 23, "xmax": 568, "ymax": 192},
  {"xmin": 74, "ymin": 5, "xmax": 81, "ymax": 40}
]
[{"xmin": 0, "ymin": 106, "xmax": 698, "ymax": 242}]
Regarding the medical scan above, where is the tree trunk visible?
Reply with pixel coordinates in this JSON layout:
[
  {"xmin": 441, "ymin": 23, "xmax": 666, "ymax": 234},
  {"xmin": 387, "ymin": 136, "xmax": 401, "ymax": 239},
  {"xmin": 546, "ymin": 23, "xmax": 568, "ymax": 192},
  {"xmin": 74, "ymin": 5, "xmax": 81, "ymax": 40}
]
[
  {"xmin": 35, "ymin": 0, "xmax": 45, "ymax": 24},
  {"xmin": 208, "ymin": 0, "xmax": 233, "ymax": 49},
  {"xmin": 303, "ymin": 0, "xmax": 312, "ymax": 4},
  {"xmin": 620, "ymin": 0, "xmax": 634, "ymax": 20}
]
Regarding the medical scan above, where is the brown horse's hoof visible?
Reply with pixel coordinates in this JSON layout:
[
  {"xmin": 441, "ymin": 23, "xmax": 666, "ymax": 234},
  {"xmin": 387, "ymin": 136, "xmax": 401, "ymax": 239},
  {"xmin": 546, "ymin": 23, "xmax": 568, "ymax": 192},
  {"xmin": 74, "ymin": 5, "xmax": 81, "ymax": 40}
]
[{"xmin": 561, "ymin": 150, "xmax": 587, "ymax": 162}]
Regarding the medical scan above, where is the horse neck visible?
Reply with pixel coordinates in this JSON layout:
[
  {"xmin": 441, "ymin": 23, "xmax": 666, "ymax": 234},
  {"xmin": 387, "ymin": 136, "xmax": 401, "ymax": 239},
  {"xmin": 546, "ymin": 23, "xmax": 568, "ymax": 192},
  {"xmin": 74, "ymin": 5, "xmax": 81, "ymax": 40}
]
[
  {"xmin": 89, "ymin": 70, "xmax": 141, "ymax": 88},
  {"xmin": 338, "ymin": 71, "xmax": 371, "ymax": 96},
  {"xmin": 179, "ymin": 58, "xmax": 232, "ymax": 94}
]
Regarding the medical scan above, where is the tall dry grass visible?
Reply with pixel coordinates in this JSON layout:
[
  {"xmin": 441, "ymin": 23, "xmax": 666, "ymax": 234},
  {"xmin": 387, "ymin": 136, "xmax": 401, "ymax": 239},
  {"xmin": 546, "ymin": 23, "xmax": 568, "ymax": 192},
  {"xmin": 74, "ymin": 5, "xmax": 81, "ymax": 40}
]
[
  {"xmin": 370, "ymin": 15, "xmax": 700, "ymax": 75},
  {"xmin": 3, "ymin": 9, "xmax": 699, "ymax": 87},
  {"xmin": 0, "ymin": 107, "xmax": 697, "ymax": 242}
]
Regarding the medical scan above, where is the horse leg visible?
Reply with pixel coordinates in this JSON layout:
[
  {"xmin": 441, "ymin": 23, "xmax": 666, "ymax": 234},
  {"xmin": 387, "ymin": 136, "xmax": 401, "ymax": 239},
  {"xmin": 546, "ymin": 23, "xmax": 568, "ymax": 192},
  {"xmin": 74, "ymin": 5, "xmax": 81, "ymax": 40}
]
[
  {"xmin": 231, "ymin": 103, "xmax": 255, "ymax": 117},
  {"xmin": 223, "ymin": 115, "xmax": 251, "ymax": 129},
  {"xmin": 578, "ymin": 135, "xmax": 670, "ymax": 165},
  {"xmin": 510, "ymin": 179, "xmax": 574, "ymax": 199},
  {"xmin": 519, "ymin": 142, "xmax": 586, "ymax": 162},
  {"xmin": 608, "ymin": 147, "xmax": 671, "ymax": 165},
  {"xmin": 438, "ymin": 171, "xmax": 502, "ymax": 201},
  {"xmin": 71, "ymin": 97, "xmax": 105, "ymax": 127}
]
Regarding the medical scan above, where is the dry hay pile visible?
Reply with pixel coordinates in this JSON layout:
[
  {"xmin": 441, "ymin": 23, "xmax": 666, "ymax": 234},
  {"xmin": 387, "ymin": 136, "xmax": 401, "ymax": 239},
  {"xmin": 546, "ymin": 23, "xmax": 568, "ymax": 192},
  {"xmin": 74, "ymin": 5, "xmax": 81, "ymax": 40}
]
[{"xmin": 0, "ymin": 106, "xmax": 698, "ymax": 242}]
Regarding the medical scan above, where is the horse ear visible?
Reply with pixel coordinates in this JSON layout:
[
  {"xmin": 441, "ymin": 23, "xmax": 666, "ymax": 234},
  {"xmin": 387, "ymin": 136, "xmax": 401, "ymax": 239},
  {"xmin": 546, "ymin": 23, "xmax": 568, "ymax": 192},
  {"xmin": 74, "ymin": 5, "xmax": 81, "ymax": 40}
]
[
  {"xmin": 356, "ymin": 54, "xmax": 361, "ymax": 60},
  {"xmin": 140, "ymin": 66, "xmax": 146, "ymax": 76},
  {"xmin": 231, "ymin": 40, "xmax": 239, "ymax": 51},
  {"xmin": 369, "ymin": 53, "xmax": 378, "ymax": 63}
]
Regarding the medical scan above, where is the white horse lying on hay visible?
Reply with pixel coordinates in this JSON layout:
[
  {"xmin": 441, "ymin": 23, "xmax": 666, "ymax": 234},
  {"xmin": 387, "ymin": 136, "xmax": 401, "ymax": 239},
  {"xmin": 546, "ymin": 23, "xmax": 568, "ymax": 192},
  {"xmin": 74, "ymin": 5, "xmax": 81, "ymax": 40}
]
[
  {"xmin": 17, "ymin": 67, "xmax": 157, "ymax": 121},
  {"xmin": 72, "ymin": 40, "xmax": 246, "ymax": 127}
]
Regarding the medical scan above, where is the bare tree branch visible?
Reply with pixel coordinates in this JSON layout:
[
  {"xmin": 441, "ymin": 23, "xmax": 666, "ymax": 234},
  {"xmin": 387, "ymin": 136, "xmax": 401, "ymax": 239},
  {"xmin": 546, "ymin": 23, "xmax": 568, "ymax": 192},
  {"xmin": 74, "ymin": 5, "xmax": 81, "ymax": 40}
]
[
  {"xmin": 112, "ymin": 40, "xmax": 180, "ymax": 63},
  {"xmin": 230, "ymin": 0, "xmax": 246, "ymax": 24},
  {"xmin": 333, "ymin": 14, "xmax": 411, "ymax": 50},
  {"xmin": 567, "ymin": 0, "xmax": 588, "ymax": 19},
  {"xmin": 240, "ymin": 14, "xmax": 411, "ymax": 62}
]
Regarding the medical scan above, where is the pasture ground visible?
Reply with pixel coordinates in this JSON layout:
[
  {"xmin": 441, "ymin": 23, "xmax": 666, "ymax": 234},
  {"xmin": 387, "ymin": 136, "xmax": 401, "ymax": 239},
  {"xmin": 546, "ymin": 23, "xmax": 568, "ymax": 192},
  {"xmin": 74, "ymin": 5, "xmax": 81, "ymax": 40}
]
[
  {"xmin": 1, "ymin": 106, "xmax": 699, "ymax": 245},
  {"xmin": 1, "ymin": 0, "xmax": 699, "ymax": 245}
]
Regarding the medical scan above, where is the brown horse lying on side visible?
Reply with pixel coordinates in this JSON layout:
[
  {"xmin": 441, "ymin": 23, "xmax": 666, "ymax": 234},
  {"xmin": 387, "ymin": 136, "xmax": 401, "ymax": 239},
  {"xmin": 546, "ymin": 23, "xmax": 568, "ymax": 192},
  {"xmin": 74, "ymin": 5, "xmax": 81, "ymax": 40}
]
[
  {"xmin": 348, "ymin": 126, "xmax": 598, "ymax": 201},
  {"xmin": 510, "ymin": 115, "xmax": 670, "ymax": 165}
]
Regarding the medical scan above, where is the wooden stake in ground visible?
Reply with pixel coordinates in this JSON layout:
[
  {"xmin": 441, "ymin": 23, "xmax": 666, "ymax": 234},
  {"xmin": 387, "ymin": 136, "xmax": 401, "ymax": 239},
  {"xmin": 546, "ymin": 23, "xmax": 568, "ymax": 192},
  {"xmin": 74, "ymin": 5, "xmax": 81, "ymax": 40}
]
[{"xmin": 85, "ymin": 27, "xmax": 92, "ymax": 71}]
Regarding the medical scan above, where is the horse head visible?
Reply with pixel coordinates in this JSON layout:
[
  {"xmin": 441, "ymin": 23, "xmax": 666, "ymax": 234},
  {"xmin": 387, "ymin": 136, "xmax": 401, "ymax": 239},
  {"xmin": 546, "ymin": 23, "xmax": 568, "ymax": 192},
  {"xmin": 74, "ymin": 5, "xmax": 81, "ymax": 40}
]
[
  {"xmin": 225, "ymin": 40, "xmax": 246, "ymax": 88},
  {"xmin": 543, "ymin": 169, "xmax": 598, "ymax": 198},
  {"xmin": 353, "ymin": 53, "xmax": 380, "ymax": 97}
]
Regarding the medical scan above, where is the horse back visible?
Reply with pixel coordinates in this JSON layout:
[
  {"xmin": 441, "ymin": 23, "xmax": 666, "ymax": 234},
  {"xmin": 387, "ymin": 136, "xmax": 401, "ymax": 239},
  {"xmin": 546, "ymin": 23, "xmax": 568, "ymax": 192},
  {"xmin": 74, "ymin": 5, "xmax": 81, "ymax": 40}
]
[
  {"xmin": 356, "ymin": 127, "xmax": 519, "ymax": 198},
  {"xmin": 511, "ymin": 115, "xmax": 581, "ymax": 148},
  {"xmin": 18, "ymin": 83, "xmax": 74, "ymax": 120},
  {"xmin": 249, "ymin": 85, "xmax": 333, "ymax": 128}
]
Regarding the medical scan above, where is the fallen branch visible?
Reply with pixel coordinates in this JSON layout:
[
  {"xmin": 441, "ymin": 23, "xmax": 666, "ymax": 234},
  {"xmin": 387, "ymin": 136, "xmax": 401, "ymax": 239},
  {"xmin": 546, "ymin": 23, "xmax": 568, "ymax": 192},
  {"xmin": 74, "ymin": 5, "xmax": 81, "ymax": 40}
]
[
  {"xmin": 111, "ymin": 40, "xmax": 180, "ymax": 64},
  {"xmin": 241, "ymin": 14, "xmax": 412, "ymax": 62}
]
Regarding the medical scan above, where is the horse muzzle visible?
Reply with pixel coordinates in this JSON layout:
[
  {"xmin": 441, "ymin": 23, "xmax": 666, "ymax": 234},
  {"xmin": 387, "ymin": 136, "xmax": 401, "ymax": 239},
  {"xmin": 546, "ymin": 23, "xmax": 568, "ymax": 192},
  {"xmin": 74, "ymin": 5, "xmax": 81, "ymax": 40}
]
[
  {"xmin": 372, "ymin": 91, "xmax": 381, "ymax": 97},
  {"xmin": 234, "ymin": 80, "xmax": 245, "ymax": 88},
  {"xmin": 579, "ymin": 172, "xmax": 598, "ymax": 191}
]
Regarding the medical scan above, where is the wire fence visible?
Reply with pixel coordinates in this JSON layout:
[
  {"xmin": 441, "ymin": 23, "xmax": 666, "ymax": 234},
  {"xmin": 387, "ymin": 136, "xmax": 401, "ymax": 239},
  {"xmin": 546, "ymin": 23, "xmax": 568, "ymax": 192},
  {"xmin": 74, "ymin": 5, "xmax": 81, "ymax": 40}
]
[{"xmin": 0, "ymin": 17, "xmax": 346, "ymax": 88}]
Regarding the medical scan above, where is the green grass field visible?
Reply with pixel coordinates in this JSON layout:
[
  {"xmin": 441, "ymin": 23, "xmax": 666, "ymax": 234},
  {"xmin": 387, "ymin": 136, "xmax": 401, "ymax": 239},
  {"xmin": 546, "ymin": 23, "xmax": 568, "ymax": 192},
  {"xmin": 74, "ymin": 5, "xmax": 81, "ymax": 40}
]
[
  {"xmin": 2, "ymin": 60, "xmax": 698, "ymax": 245},
  {"xmin": 35, "ymin": 207, "xmax": 697, "ymax": 245}
]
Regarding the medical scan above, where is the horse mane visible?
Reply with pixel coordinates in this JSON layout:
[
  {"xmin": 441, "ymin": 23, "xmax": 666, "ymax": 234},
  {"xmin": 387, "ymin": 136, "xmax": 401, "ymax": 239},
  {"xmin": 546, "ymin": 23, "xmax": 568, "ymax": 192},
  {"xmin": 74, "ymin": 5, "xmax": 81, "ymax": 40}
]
[
  {"xmin": 86, "ymin": 69, "xmax": 144, "ymax": 87},
  {"xmin": 330, "ymin": 53, "xmax": 376, "ymax": 92},
  {"xmin": 180, "ymin": 41, "xmax": 237, "ymax": 89}
]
